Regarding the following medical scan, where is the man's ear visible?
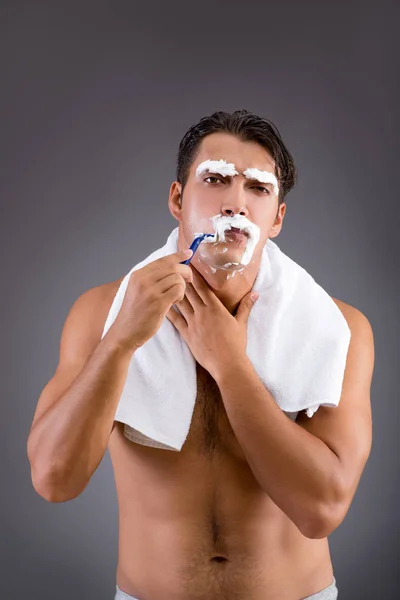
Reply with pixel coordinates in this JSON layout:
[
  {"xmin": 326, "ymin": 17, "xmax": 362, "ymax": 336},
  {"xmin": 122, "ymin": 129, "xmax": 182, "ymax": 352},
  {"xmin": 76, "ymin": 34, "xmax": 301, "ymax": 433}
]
[
  {"xmin": 269, "ymin": 202, "xmax": 286, "ymax": 239},
  {"xmin": 168, "ymin": 181, "xmax": 183, "ymax": 222}
]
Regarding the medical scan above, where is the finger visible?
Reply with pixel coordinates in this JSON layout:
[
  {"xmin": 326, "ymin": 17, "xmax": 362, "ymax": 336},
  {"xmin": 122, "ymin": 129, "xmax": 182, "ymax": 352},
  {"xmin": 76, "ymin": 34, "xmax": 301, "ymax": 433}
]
[
  {"xmin": 155, "ymin": 272, "xmax": 187, "ymax": 295},
  {"xmin": 152, "ymin": 262, "xmax": 193, "ymax": 285},
  {"xmin": 175, "ymin": 294, "xmax": 193, "ymax": 319},
  {"xmin": 166, "ymin": 306, "xmax": 187, "ymax": 335},
  {"xmin": 190, "ymin": 267, "xmax": 215, "ymax": 305},
  {"xmin": 154, "ymin": 249, "xmax": 193, "ymax": 272},
  {"xmin": 184, "ymin": 281, "xmax": 205, "ymax": 308}
]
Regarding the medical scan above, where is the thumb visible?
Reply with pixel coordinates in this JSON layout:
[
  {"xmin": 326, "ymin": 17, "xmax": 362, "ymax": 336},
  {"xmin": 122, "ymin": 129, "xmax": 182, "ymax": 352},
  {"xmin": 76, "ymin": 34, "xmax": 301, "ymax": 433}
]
[{"xmin": 235, "ymin": 292, "xmax": 259, "ymax": 323}]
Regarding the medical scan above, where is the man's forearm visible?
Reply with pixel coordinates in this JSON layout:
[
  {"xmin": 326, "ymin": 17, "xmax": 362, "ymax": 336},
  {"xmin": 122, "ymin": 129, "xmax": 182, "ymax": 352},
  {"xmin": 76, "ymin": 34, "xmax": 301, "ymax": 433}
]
[
  {"xmin": 28, "ymin": 333, "xmax": 134, "ymax": 501},
  {"xmin": 212, "ymin": 354, "xmax": 343, "ymax": 537}
]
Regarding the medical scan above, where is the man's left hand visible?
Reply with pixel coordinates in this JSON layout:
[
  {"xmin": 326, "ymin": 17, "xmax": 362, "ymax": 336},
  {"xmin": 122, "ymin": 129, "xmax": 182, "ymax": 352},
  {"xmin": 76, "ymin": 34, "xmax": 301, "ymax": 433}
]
[{"xmin": 165, "ymin": 265, "xmax": 259, "ymax": 379}]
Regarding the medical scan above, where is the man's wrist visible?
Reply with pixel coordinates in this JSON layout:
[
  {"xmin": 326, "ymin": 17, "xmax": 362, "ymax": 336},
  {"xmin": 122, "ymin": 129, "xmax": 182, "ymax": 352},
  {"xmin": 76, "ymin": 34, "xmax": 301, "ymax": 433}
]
[{"xmin": 210, "ymin": 349, "xmax": 249, "ymax": 383}]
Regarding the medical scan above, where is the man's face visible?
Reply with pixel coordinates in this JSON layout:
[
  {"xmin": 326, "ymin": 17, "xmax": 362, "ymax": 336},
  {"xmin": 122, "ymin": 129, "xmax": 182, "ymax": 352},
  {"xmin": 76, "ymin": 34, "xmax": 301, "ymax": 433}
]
[{"xmin": 169, "ymin": 132, "xmax": 286, "ymax": 272}]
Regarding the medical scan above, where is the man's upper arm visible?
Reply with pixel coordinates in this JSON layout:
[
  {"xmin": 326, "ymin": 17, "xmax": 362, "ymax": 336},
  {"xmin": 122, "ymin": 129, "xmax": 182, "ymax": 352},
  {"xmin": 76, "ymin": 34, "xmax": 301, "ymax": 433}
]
[
  {"xmin": 29, "ymin": 282, "xmax": 119, "ymax": 437},
  {"xmin": 295, "ymin": 299, "xmax": 374, "ymax": 520}
]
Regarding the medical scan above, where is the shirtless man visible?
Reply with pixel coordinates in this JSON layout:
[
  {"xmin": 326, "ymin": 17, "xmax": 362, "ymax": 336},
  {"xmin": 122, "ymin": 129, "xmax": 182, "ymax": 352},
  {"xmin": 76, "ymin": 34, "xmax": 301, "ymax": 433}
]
[{"xmin": 27, "ymin": 110, "xmax": 374, "ymax": 600}]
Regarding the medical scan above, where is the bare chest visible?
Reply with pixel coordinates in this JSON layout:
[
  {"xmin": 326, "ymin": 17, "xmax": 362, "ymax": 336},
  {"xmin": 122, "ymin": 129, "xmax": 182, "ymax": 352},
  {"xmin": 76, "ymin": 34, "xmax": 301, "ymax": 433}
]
[{"xmin": 183, "ymin": 363, "xmax": 247, "ymax": 461}]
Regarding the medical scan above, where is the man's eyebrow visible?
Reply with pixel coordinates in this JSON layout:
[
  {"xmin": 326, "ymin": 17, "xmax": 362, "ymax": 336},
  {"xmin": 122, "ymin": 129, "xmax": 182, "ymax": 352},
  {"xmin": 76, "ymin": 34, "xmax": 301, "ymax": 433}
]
[
  {"xmin": 244, "ymin": 175, "xmax": 274, "ymax": 186},
  {"xmin": 243, "ymin": 167, "xmax": 279, "ymax": 194},
  {"xmin": 202, "ymin": 171, "xmax": 274, "ymax": 188},
  {"xmin": 196, "ymin": 160, "xmax": 279, "ymax": 194},
  {"xmin": 196, "ymin": 159, "xmax": 238, "ymax": 177},
  {"xmin": 203, "ymin": 171, "xmax": 233, "ymax": 178}
]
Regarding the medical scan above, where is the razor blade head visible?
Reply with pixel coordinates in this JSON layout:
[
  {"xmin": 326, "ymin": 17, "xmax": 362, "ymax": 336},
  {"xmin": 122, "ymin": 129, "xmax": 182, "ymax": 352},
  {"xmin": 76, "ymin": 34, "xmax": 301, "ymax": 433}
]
[{"xmin": 180, "ymin": 233, "xmax": 216, "ymax": 264}]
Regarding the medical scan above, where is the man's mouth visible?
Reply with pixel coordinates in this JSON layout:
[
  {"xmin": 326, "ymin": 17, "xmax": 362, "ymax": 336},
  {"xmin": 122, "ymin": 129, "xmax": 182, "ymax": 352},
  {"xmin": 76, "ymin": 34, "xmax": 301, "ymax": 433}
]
[
  {"xmin": 229, "ymin": 227, "xmax": 249, "ymax": 237},
  {"xmin": 225, "ymin": 227, "xmax": 249, "ymax": 242}
]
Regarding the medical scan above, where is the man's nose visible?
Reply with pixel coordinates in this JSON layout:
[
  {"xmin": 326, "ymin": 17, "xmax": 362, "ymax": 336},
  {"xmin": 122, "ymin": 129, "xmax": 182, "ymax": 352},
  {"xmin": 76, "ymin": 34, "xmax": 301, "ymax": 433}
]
[{"xmin": 220, "ymin": 181, "xmax": 249, "ymax": 217}]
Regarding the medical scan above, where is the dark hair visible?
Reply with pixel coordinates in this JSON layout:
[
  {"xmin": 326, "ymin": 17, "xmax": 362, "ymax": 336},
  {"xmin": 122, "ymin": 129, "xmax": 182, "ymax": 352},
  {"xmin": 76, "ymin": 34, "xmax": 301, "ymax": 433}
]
[{"xmin": 176, "ymin": 109, "xmax": 297, "ymax": 206}]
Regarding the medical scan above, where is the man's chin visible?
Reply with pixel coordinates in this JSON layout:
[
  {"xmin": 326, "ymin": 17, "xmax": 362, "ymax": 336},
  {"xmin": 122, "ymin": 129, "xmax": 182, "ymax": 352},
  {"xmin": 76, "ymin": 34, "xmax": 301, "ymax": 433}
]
[{"xmin": 195, "ymin": 247, "xmax": 246, "ymax": 270}]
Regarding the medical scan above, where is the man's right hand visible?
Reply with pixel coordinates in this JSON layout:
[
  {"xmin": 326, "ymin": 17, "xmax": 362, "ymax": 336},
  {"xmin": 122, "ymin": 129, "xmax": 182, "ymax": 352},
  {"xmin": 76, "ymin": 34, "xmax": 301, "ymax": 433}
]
[{"xmin": 107, "ymin": 249, "xmax": 193, "ymax": 350}]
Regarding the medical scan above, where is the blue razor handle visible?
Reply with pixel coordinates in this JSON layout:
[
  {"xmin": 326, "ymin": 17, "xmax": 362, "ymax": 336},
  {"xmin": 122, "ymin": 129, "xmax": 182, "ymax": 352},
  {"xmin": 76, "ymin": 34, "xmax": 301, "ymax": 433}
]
[{"xmin": 180, "ymin": 233, "xmax": 215, "ymax": 265}]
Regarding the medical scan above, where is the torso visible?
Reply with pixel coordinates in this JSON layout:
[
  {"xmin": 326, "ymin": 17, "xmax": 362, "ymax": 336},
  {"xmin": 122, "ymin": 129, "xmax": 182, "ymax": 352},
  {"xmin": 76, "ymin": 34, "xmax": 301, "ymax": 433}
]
[{"xmin": 103, "ymin": 277, "xmax": 335, "ymax": 600}]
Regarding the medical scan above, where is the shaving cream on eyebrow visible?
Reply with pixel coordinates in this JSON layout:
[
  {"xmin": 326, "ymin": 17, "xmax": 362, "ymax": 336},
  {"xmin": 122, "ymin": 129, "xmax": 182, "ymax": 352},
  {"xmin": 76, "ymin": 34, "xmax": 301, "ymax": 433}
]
[
  {"xmin": 243, "ymin": 168, "xmax": 279, "ymax": 196},
  {"xmin": 196, "ymin": 159, "xmax": 239, "ymax": 178}
]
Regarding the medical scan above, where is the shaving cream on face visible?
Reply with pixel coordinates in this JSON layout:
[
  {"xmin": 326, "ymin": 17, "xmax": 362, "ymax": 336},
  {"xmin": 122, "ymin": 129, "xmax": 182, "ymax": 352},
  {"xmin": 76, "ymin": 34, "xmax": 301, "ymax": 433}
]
[
  {"xmin": 191, "ymin": 158, "xmax": 269, "ymax": 268},
  {"xmin": 243, "ymin": 167, "xmax": 279, "ymax": 196},
  {"xmin": 201, "ymin": 213, "xmax": 261, "ymax": 266},
  {"xmin": 196, "ymin": 158, "xmax": 279, "ymax": 197},
  {"xmin": 196, "ymin": 159, "xmax": 239, "ymax": 178}
]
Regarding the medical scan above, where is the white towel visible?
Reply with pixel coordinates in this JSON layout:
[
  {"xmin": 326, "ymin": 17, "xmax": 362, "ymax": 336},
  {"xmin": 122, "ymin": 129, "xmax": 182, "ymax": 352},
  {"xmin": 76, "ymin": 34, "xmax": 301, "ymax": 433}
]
[{"xmin": 101, "ymin": 227, "xmax": 351, "ymax": 452}]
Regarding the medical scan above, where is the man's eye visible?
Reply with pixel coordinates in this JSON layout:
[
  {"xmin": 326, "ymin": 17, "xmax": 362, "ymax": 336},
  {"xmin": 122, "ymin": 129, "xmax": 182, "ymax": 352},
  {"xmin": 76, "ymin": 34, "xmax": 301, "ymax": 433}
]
[
  {"xmin": 204, "ymin": 176, "xmax": 222, "ymax": 184},
  {"xmin": 255, "ymin": 186, "xmax": 270, "ymax": 194}
]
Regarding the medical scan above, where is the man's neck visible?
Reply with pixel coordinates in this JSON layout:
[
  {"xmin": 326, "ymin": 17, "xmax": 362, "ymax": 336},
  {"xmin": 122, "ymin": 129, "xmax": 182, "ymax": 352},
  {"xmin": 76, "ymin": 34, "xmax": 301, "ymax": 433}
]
[{"xmin": 191, "ymin": 255, "xmax": 261, "ymax": 315}]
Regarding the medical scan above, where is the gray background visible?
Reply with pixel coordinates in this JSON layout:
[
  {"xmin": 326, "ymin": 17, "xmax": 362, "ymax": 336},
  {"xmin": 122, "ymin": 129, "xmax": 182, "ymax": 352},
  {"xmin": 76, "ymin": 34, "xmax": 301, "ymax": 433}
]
[{"xmin": 1, "ymin": 0, "xmax": 399, "ymax": 598}]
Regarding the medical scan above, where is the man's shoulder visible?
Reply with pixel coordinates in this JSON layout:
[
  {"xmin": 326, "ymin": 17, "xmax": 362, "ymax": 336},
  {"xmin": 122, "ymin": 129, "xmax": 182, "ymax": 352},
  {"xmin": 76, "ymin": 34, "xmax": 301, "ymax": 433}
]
[
  {"xmin": 330, "ymin": 296, "xmax": 373, "ymax": 338},
  {"xmin": 80, "ymin": 275, "xmax": 124, "ymax": 308},
  {"xmin": 93, "ymin": 275, "xmax": 125, "ymax": 304},
  {"xmin": 71, "ymin": 275, "xmax": 125, "ymax": 340}
]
